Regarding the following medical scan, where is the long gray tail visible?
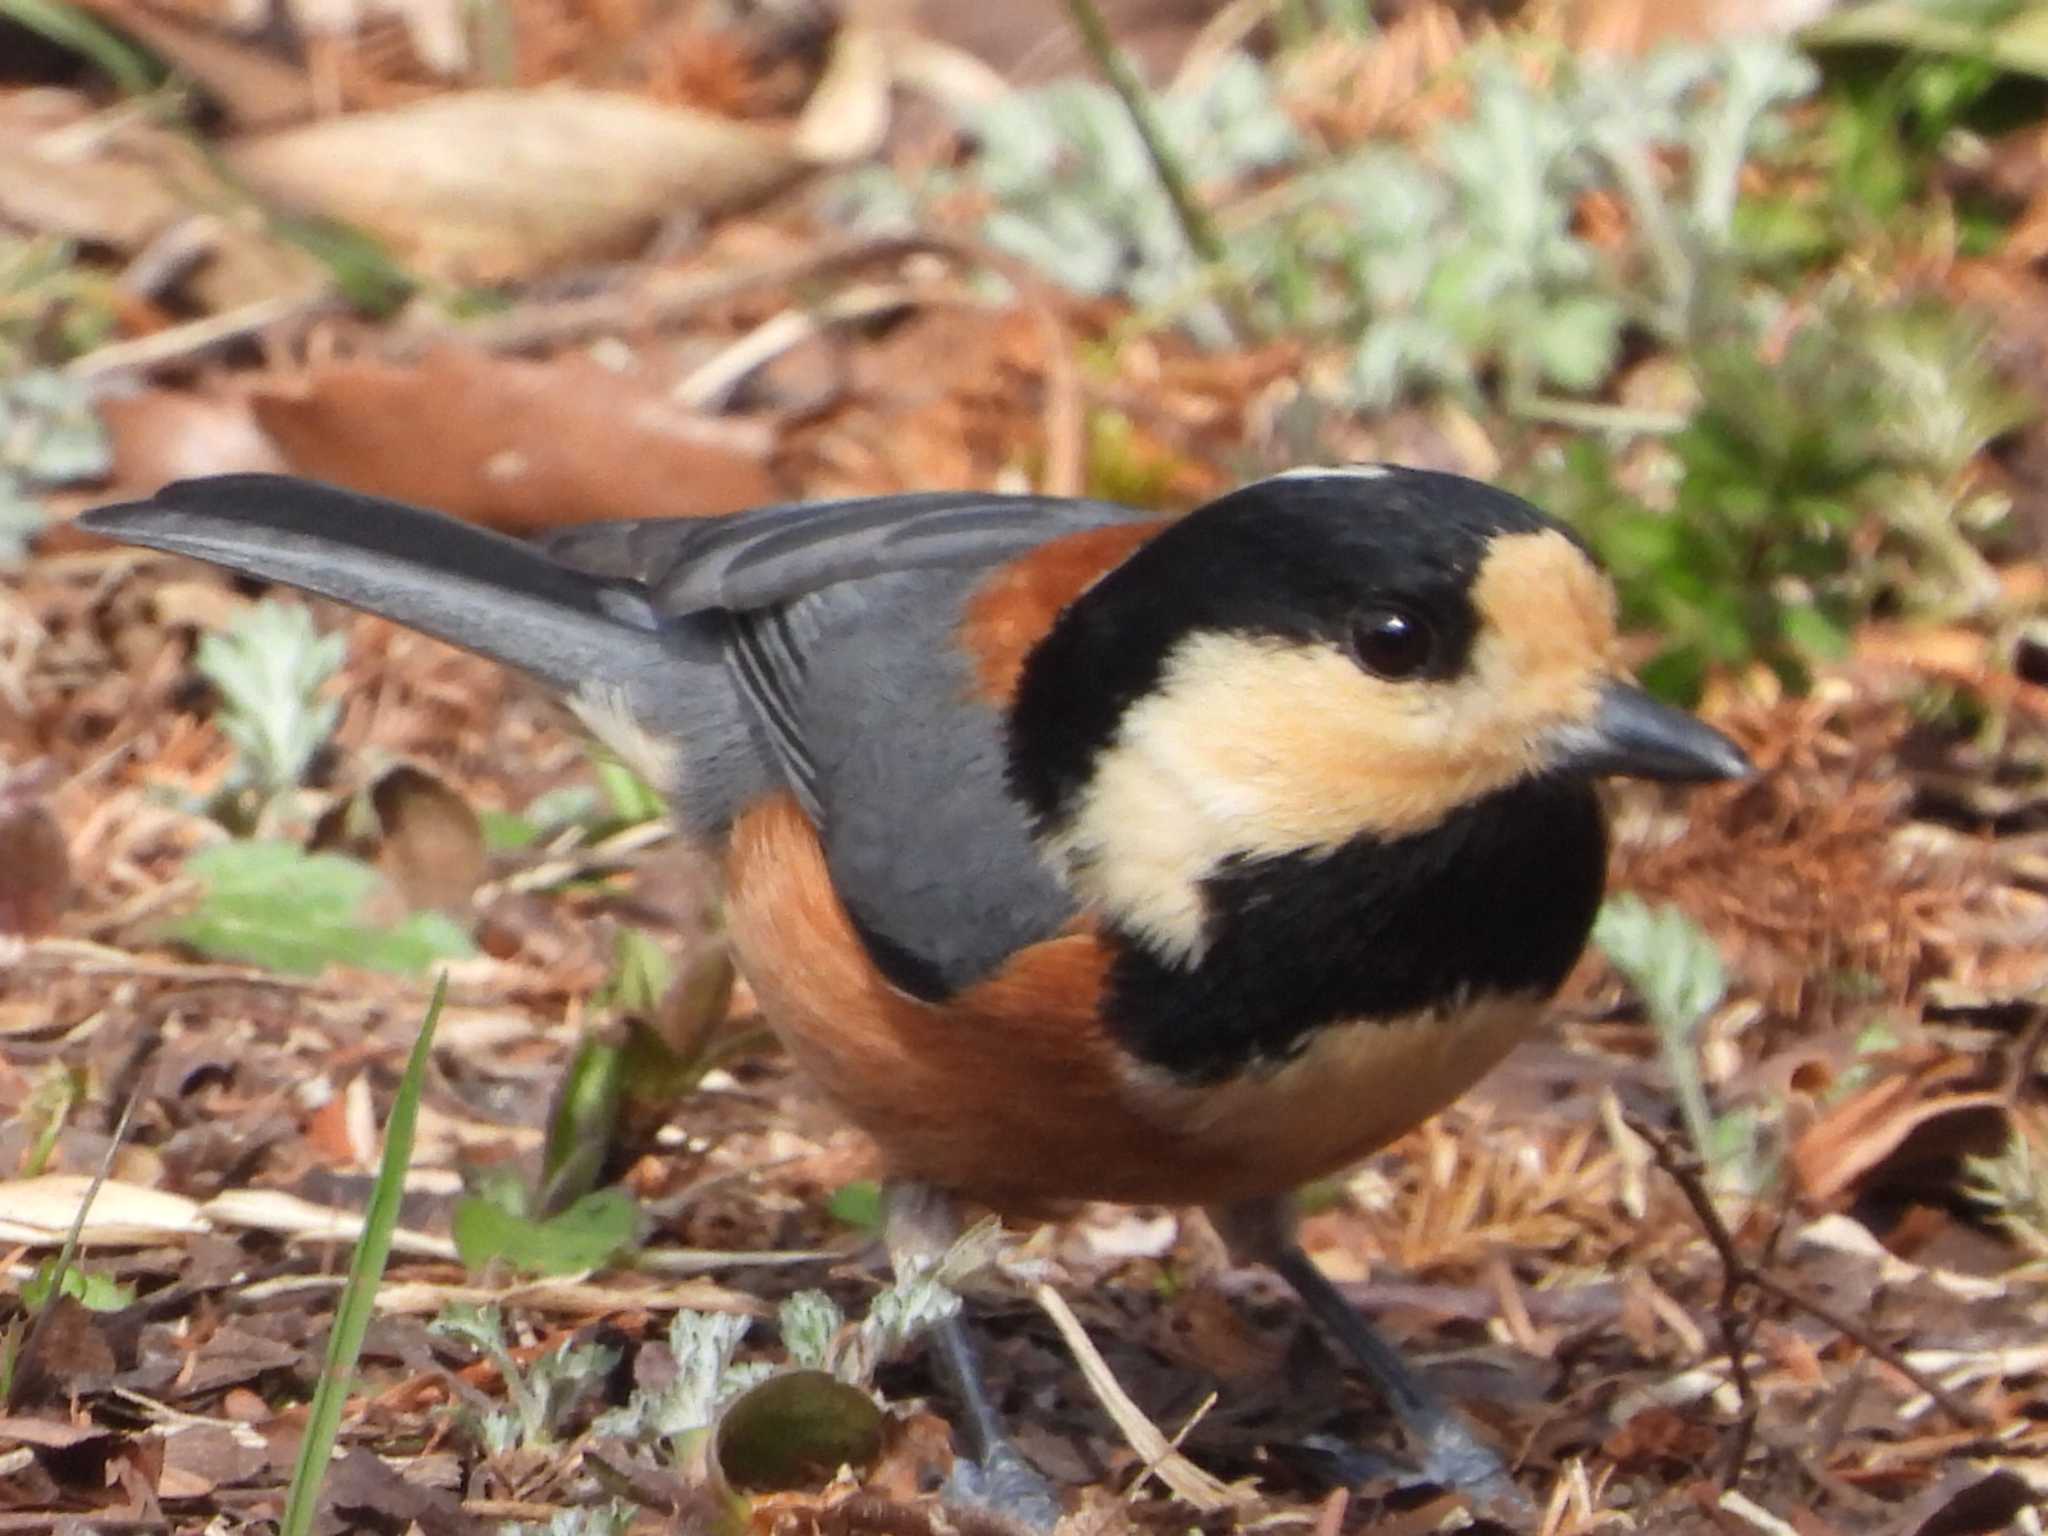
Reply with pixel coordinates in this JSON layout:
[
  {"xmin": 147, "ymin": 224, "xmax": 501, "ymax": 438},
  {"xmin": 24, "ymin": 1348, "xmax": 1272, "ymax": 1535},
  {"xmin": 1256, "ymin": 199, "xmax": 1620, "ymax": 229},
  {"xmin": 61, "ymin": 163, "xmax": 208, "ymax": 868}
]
[{"xmin": 79, "ymin": 475, "xmax": 670, "ymax": 700}]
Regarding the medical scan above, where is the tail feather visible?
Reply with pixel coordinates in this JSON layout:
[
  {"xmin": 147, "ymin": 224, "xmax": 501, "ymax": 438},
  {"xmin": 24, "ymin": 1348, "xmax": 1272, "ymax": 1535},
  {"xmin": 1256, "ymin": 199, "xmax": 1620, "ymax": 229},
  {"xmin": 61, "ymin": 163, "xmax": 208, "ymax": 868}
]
[{"xmin": 79, "ymin": 475, "xmax": 664, "ymax": 699}]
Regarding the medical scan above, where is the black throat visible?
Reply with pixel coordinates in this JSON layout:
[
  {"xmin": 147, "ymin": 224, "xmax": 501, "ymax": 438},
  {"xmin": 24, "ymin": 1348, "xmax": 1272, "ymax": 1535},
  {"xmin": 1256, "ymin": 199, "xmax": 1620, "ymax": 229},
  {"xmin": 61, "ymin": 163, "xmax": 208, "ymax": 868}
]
[{"xmin": 1102, "ymin": 774, "xmax": 1608, "ymax": 1082}]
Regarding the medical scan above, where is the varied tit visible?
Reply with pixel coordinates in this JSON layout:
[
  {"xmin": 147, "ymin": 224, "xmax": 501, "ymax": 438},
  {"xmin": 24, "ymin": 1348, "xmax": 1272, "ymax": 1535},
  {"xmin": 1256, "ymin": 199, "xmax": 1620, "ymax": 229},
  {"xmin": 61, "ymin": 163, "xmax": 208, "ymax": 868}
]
[{"xmin": 83, "ymin": 466, "xmax": 1748, "ymax": 1515}]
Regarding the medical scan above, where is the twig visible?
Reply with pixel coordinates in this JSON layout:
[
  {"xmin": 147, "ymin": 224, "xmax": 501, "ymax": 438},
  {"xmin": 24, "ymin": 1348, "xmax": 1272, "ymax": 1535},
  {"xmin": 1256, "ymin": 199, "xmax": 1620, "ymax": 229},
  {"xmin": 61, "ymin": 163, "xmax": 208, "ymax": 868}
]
[
  {"xmin": 384, "ymin": 235, "xmax": 963, "ymax": 361},
  {"xmin": 1634, "ymin": 1122, "xmax": 1760, "ymax": 1485},
  {"xmin": 1056, "ymin": 0, "xmax": 1249, "ymax": 342},
  {"xmin": 1029, "ymin": 1281, "xmax": 1241, "ymax": 1509},
  {"xmin": 68, "ymin": 293, "xmax": 336, "ymax": 384},
  {"xmin": 1630, "ymin": 1118, "xmax": 1988, "ymax": 1454}
]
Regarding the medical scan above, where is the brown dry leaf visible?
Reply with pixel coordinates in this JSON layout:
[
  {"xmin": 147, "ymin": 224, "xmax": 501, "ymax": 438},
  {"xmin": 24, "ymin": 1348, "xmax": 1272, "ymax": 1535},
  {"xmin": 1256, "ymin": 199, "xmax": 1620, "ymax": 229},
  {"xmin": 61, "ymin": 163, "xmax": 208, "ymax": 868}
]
[
  {"xmin": 97, "ymin": 388, "xmax": 290, "ymax": 491},
  {"xmin": 0, "ymin": 783, "xmax": 71, "ymax": 939},
  {"xmin": 226, "ymin": 89, "xmax": 819, "ymax": 283},
  {"xmin": 1790, "ymin": 1052, "xmax": 2008, "ymax": 1205},
  {"xmin": 369, "ymin": 764, "xmax": 489, "ymax": 914},
  {"xmin": 248, "ymin": 347, "xmax": 779, "ymax": 530}
]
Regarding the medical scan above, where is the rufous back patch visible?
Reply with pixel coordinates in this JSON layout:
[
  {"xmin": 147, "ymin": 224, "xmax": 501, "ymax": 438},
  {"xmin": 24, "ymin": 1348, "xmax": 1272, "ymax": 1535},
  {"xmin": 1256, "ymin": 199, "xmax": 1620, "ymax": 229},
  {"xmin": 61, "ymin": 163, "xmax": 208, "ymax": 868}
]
[{"xmin": 959, "ymin": 520, "xmax": 1164, "ymax": 706}]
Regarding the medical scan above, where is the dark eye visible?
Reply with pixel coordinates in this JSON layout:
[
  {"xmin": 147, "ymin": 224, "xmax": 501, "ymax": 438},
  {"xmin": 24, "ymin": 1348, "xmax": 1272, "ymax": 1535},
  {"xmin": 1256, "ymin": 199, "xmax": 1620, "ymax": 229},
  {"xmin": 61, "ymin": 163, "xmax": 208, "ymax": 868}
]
[{"xmin": 1349, "ymin": 607, "xmax": 1434, "ymax": 680}]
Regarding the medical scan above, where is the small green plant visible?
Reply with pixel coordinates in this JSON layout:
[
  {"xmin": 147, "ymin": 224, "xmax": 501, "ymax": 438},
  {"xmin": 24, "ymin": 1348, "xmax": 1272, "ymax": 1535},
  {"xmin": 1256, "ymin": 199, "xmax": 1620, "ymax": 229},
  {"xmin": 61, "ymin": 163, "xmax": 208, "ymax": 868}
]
[
  {"xmin": 1534, "ymin": 293, "xmax": 2031, "ymax": 700},
  {"xmin": 195, "ymin": 600, "xmax": 347, "ymax": 827},
  {"xmin": 593, "ymin": 1220, "xmax": 1000, "ymax": 1449},
  {"xmin": 430, "ymin": 1303, "xmax": 622, "ymax": 1452},
  {"xmin": 1594, "ymin": 895, "xmax": 1765, "ymax": 1193},
  {"xmin": 19, "ymin": 1257, "xmax": 135, "ymax": 1312},
  {"xmin": 590, "ymin": 1308, "xmax": 766, "ymax": 1449}
]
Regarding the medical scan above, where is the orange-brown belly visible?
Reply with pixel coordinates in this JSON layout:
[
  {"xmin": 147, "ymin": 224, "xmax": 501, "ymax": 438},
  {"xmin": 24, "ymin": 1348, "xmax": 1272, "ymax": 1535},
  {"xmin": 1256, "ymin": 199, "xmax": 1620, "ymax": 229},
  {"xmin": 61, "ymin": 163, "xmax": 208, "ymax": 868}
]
[{"xmin": 724, "ymin": 795, "xmax": 1539, "ymax": 1210}]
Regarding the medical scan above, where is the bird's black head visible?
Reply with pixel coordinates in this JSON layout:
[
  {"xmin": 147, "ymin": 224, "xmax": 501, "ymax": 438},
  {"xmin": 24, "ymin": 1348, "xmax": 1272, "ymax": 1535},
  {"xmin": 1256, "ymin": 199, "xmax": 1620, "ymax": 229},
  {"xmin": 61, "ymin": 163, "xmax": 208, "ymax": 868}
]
[{"xmin": 1008, "ymin": 465, "xmax": 1749, "ymax": 969}]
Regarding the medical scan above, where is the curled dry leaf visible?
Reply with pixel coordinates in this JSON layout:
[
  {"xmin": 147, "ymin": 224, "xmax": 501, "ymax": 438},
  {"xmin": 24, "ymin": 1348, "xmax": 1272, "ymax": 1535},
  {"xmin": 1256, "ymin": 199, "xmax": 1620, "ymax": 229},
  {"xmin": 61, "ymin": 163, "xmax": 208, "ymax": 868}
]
[
  {"xmin": 227, "ymin": 90, "xmax": 819, "ymax": 283},
  {"xmin": 1790, "ymin": 1051, "xmax": 2008, "ymax": 1205},
  {"xmin": 369, "ymin": 764, "xmax": 489, "ymax": 916},
  {"xmin": 249, "ymin": 348, "xmax": 778, "ymax": 531}
]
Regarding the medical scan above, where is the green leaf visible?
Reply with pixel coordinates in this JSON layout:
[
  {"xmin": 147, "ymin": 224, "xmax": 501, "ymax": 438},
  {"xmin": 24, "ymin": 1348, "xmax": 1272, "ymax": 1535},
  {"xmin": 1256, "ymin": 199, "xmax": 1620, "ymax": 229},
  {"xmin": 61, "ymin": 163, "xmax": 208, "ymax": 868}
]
[
  {"xmin": 172, "ymin": 842, "xmax": 473, "ymax": 975},
  {"xmin": 1594, "ymin": 895, "xmax": 1730, "ymax": 1170},
  {"xmin": 1523, "ymin": 292, "xmax": 1624, "ymax": 393},
  {"xmin": 451, "ymin": 1186, "xmax": 638, "ymax": 1276},
  {"xmin": 540, "ymin": 1034, "xmax": 625, "ymax": 1215},
  {"xmin": 713, "ymin": 1370, "xmax": 884, "ymax": 1492},
  {"xmin": 825, "ymin": 1180, "xmax": 881, "ymax": 1232},
  {"xmin": 282, "ymin": 976, "xmax": 446, "ymax": 1536},
  {"xmin": 1779, "ymin": 603, "xmax": 1851, "ymax": 660},
  {"xmin": 777, "ymin": 1291, "xmax": 844, "ymax": 1375},
  {"xmin": 21, "ymin": 1258, "xmax": 135, "ymax": 1312}
]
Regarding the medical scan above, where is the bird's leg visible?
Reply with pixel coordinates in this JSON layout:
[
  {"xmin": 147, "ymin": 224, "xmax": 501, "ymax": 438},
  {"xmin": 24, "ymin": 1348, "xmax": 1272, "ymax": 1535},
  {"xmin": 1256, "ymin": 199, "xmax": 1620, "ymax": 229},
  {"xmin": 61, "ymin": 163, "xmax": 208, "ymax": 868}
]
[
  {"xmin": 881, "ymin": 1181, "xmax": 1064, "ymax": 1528},
  {"xmin": 1210, "ymin": 1197, "xmax": 1524, "ymax": 1511}
]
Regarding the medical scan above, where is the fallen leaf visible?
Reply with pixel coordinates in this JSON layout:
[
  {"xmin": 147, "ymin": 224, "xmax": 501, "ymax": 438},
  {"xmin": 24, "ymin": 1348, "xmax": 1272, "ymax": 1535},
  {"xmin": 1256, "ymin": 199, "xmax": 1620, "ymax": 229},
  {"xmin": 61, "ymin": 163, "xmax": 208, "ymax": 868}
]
[
  {"xmin": 369, "ymin": 765, "xmax": 489, "ymax": 915},
  {"xmin": 249, "ymin": 349, "xmax": 778, "ymax": 532},
  {"xmin": 1791, "ymin": 1053, "xmax": 2009, "ymax": 1205},
  {"xmin": 0, "ymin": 1175, "xmax": 209, "ymax": 1246},
  {"xmin": 227, "ymin": 90, "xmax": 820, "ymax": 283},
  {"xmin": 0, "ymin": 792, "xmax": 70, "ymax": 939}
]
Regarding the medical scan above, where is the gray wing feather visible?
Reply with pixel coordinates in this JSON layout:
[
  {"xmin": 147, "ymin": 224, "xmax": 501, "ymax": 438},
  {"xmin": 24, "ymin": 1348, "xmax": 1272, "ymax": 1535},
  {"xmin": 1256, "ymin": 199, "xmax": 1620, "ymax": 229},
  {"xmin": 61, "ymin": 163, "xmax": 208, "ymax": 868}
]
[{"xmin": 542, "ymin": 492, "xmax": 1144, "ymax": 615}]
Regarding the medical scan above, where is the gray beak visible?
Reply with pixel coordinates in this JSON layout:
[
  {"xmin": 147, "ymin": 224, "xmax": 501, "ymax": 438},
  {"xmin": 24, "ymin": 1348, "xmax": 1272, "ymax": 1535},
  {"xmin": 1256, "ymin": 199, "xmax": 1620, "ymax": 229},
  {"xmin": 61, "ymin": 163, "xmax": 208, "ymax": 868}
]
[{"xmin": 1555, "ymin": 682, "xmax": 1753, "ymax": 784}]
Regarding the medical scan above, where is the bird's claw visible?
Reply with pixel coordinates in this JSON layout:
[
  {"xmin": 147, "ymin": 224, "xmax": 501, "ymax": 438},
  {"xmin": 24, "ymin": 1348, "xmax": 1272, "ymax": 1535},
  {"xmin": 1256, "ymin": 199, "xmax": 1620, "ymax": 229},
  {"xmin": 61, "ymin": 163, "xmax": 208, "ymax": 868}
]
[{"xmin": 943, "ymin": 1442, "xmax": 1065, "ymax": 1532}]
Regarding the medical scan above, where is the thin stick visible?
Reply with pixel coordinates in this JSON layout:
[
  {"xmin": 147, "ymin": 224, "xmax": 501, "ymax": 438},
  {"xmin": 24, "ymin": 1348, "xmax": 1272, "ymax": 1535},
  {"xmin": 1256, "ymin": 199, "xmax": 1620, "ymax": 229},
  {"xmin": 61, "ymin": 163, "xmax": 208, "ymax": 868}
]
[
  {"xmin": 1630, "ymin": 1118, "xmax": 1987, "ymax": 1442},
  {"xmin": 1029, "ymin": 1281, "xmax": 1239, "ymax": 1509},
  {"xmin": 1056, "ymin": 0, "xmax": 1247, "ymax": 340}
]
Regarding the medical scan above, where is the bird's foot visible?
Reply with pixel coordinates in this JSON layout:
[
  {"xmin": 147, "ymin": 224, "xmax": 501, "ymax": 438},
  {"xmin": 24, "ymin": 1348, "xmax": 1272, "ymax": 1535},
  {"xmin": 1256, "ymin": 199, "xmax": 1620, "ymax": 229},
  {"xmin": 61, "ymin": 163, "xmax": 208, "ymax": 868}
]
[
  {"xmin": 1300, "ymin": 1419, "xmax": 1528, "ymax": 1520},
  {"xmin": 943, "ymin": 1440, "xmax": 1065, "ymax": 1531}
]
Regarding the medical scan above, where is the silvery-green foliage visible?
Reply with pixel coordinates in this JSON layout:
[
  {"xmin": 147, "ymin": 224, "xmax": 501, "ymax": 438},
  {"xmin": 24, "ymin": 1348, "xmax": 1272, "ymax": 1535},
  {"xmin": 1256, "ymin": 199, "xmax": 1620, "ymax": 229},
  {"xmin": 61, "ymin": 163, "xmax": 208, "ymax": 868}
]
[
  {"xmin": 0, "ymin": 370, "xmax": 112, "ymax": 562},
  {"xmin": 841, "ymin": 35, "xmax": 1820, "ymax": 407},
  {"xmin": 970, "ymin": 53, "xmax": 1301, "ymax": 345},
  {"xmin": 593, "ymin": 1309, "xmax": 769, "ymax": 1441},
  {"xmin": 431, "ymin": 1304, "xmax": 618, "ymax": 1450},
  {"xmin": 777, "ymin": 1289, "xmax": 844, "ymax": 1374},
  {"xmin": 196, "ymin": 600, "xmax": 347, "ymax": 800}
]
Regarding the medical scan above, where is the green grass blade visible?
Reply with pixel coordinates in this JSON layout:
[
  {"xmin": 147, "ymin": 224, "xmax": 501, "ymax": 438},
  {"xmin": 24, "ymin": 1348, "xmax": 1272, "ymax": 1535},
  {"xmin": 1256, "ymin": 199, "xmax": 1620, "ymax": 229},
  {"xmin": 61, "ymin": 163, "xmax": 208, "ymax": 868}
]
[{"xmin": 280, "ymin": 974, "xmax": 448, "ymax": 1536}]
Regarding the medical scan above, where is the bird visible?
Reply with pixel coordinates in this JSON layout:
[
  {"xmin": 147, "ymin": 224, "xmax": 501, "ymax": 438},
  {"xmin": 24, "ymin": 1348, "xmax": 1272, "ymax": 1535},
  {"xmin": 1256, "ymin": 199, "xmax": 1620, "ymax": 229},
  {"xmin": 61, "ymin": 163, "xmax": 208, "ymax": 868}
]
[{"xmin": 82, "ymin": 465, "xmax": 1749, "ymax": 1515}]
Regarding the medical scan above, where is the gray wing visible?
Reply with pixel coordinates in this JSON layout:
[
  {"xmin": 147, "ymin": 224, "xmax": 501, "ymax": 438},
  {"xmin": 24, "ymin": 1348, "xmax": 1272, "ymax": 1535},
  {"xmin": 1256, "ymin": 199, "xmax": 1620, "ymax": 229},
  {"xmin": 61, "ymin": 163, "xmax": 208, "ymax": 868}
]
[
  {"xmin": 548, "ymin": 493, "xmax": 1156, "ymax": 996},
  {"xmin": 541, "ymin": 491, "xmax": 1138, "ymax": 615}
]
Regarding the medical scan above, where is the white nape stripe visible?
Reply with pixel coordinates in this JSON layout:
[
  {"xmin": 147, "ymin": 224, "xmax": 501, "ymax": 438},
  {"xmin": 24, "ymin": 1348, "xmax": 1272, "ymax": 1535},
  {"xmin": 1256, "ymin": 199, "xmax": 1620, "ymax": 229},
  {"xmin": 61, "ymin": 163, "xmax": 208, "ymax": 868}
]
[{"xmin": 1264, "ymin": 464, "xmax": 1393, "ymax": 482}]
